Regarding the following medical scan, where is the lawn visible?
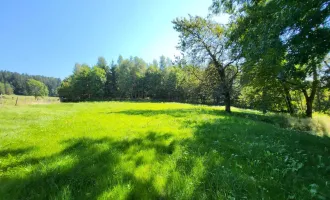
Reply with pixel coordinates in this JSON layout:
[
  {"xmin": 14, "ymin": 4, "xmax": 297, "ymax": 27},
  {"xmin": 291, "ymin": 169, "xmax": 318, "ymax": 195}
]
[{"xmin": 0, "ymin": 102, "xmax": 329, "ymax": 199}]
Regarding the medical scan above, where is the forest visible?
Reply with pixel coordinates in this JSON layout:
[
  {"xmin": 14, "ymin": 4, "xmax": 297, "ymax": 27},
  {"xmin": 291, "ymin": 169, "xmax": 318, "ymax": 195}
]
[{"xmin": 0, "ymin": 70, "xmax": 61, "ymax": 96}]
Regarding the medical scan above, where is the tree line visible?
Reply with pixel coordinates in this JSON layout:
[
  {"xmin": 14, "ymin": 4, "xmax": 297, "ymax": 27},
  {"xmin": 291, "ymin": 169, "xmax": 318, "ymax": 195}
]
[
  {"xmin": 58, "ymin": 54, "xmax": 329, "ymax": 116},
  {"xmin": 58, "ymin": 55, "xmax": 224, "ymax": 103},
  {"xmin": 0, "ymin": 70, "xmax": 61, "ymax": 96},
  {"xmin": 57, "ymin": 0, "xmax": 330, "ymax": 118}
]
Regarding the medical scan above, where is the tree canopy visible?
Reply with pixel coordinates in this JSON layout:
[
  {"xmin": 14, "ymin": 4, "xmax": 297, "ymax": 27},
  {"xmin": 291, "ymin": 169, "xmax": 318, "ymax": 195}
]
[
  {"xmin": 210, "ymin": 0, "xmax": 330, "ymax": 117},
  {"xmin": 173, "ymin": 15, "xmax": 240, "ymax": 112},
  {"xmin": 27, "ymin": 79, "xmax": 49, "ymax": 99}
]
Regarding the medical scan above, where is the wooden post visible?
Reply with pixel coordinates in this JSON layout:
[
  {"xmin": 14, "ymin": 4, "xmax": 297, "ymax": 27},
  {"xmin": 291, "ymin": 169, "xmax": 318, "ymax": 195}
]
[{"xmin": 15, "ymin": 97, "xmax": 18, "ymax": 106}]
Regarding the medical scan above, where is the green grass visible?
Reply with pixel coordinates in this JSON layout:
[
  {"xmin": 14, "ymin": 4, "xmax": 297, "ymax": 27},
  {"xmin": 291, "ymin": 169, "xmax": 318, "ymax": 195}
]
[{"xmin": 0, "ymin": 102, "xmax": 329, "ymax": 200}]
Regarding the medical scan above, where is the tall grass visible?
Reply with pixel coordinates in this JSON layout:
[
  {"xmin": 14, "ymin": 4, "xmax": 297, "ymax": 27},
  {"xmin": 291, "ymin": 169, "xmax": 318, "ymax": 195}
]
[
  {"xmin": 0, "ymin": 94, "xmax": 60, "ymax": 106},
  {"xmin": 225, "ymin": 107, "xmax": 330, "ymax": 137}
]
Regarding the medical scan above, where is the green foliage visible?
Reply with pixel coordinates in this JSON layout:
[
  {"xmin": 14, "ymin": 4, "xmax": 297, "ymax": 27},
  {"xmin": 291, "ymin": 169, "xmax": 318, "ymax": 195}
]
[
  {"xmin": 173, "ymin": 15, "xmax": 239, "ymax": 112},
  {"xmin": 97, "ymin": 56, "xmax": 108, "ymax": 70},
  {"xmin": 58, "ymin": 64, "xmax": 107, "ymax": 101},
  {"xmin": 89, "ymin": 66, "xmax": 107, "ymax": 98},
  {"xmin": 0, "ymin": 70, "xmax": 60, "ymax": 96},
  {"xmin": 144, "ymin": 65, "xmax": 162, "ymax": 98},
  {"xmin": 159, "ymin": 55, "xmax": 166, "ymax": 70},
  {"xmin": 0, "ymin": 102, "xmax": 329, "ymax": 199},
  {"xmin": 211, "ymin": 0, "xmax": 330, "ymax": 117},
  {"xmin": 0, "ymin": 82, "xmax": 14, "ymax": 95},
  {"xmin": 26, "ymin": 79, "xmax": 49, "ymax": 99},
  {"xmin": 57, "ymin": 77, "xmax": 74, "ymax": 101},
  {"xmin": 58, "ymin": 55, "xmax": 217, "ymax": 103}
]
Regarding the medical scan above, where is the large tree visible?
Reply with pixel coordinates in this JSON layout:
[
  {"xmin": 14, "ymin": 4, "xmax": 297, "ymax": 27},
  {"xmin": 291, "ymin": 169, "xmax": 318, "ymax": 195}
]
[
  {"xmin": 211, "ymin": 0, "xmax": 330, "ymax": 117},
  {"xmin": 173, "ymin": 16, "xmax": 239, "ymax": 112}
]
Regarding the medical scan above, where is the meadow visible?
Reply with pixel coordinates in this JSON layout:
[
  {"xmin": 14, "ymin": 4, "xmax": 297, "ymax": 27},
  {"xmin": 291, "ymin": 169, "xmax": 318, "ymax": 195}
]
[{"xmin": 0, "ymin": 101, "xmax": 329, "ymax": 199}]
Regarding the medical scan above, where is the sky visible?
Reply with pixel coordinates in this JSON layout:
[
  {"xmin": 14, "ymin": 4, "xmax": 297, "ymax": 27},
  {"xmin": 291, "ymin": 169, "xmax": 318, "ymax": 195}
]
[{"xmin": 0, "ymin": 0, "xmax": 228, "ymax": 79}]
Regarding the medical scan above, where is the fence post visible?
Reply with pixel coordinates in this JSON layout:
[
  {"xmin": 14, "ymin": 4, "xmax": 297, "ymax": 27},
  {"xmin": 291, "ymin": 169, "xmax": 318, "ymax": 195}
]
[{"xmin": 15, "ymin": 97, "xmax": 18, "ymax": 106}]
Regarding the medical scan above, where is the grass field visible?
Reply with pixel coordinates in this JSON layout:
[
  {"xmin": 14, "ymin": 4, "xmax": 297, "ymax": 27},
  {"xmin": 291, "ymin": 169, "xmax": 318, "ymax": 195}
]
[{"xmin": 0, "ymin": 102, "xmax": 329, "ymax": 199}]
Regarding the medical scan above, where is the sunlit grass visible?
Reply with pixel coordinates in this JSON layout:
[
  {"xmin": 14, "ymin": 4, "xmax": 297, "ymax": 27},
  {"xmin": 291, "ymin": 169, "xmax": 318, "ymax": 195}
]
[{"xmin": 0, "ymin": 102, "xmax": 329, "ymax": 199}]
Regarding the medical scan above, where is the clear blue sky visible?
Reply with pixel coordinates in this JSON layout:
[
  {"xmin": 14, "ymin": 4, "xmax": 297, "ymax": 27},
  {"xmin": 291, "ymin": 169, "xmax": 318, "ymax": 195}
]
[{"xmin": 0, "ymin": 0, "xmax": 227, "ymax": 79}]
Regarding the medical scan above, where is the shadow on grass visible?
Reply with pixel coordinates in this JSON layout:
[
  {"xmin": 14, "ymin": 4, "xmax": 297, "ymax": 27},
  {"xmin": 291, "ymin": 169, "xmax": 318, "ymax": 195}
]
[
  {"xmin": 1, "ymin": 109, "xmax": 330, "ymax": 199},
  {"xmin": 103, "ymin": 108, "xmax": 209, "ymax": 118},
  {"xmin": 112, "ymin": 108, "xmax": 330, "ymax": 135},
  {"xmin": 0, "ymin": 132, "xmax": 176, "ymax": 200},
  {"xmin": 0, "ymin": 147, "xmax": 35, "ymax": 158},
  {"xmin": 178, "ymin": 118, "xmax": 330, "ymax": 199},
  {"xmin": 112, "ymin": 108, "xmax": 330, "ymax": 198},
  {"xmin": 108, "ymin": 108, "xmax": 284, "ymax": 122}
]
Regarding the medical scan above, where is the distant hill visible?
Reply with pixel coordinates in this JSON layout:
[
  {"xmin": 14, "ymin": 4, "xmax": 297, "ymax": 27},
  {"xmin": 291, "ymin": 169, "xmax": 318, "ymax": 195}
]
[{"xmin": 0, "ymin": 70, "xmax": 61, "ymax": 96}]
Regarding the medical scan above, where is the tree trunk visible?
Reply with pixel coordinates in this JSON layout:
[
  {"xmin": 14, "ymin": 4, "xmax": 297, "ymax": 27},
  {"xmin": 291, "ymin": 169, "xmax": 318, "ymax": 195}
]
[
  {"xmin": 282, "ymin": 84, "xmax": 294, "ymax": 115},
  {"xmin": 224, "ymin": 91, "xmax": 231, "ymax": 112},
  {"xmin": 217, "ymin": 67, "xmax": 231, "ymax": 113},
  {"xmin": 306, "ymin": 97, "xmax": 313, "ymax": 118},
  {"xmin": 302, "ymin": 65, "xmax": 318, "ymax": 118},
  {"xmin": 317, "ymin": 88, "xmax": 321, "ymax": 111},
  {"xmin": 302, "ymin": 89, "xmax": 315, "ymax": 118},
  {"xmin": 262, "ymin": 87, "xmax": 267, "ymax": 114}
]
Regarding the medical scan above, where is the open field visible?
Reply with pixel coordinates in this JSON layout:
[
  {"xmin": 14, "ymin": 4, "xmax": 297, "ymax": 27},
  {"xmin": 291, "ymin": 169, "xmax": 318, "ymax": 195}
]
[{"xmin": 0, "ymin": 102, "xmax": 330, "ymax": 199}]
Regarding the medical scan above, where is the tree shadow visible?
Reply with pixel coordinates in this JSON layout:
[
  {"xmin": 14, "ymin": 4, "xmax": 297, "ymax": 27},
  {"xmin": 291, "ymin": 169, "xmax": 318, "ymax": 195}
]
[
  {"xmin": 174, "ymin": 117, "xmax": 330, "ymax": 199},
  {"xmin": 104, "ymin": 108, "xmax": 223, "ymax": 118},
  {"xmin": 110, "ymin": 108, "xmax": 330, "ymax": 198},
  {"xmin": 0, "ymin": 147, "xmax": 35, "ymax": 158},
  {"xmin": 110, "ymin": 108, "xmax": 330, "ymax": 136},
  {"xmin": 0, "ymin": 132, "xmax": 175, "ymax": 200}
]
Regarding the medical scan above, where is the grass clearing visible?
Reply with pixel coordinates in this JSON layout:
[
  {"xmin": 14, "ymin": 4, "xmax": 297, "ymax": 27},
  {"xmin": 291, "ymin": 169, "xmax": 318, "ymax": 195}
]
[{"xmin": 0, "ymin": 102, "xmax": 329, "ymax": 199}]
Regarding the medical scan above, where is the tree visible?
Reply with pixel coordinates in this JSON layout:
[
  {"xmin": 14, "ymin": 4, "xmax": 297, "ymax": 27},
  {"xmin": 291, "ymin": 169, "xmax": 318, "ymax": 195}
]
[
  {"xmin": 144, "ymin": 65, "xmax": 162, "ymax": 99},
  {"xmin": 97, "ymin": 57, "xmax": 108, "ymax": 70},
  {"xmin": 159, "ymin": 55, "xmax": 166, "ymax": 70},
  {"xmin": 117, "ymin": 55, "xmax": 124, "ymax": 65},
  {"xmin": 72, "ymin": 64, "xmax": 91, "ymax": 100},
  {"xmin": 322, "ymin": 56, "xmax": 330, "ymax": 88},
  {"xmin": 211, "ymin": 0, "xmax": 330, "ymax": 117},
  {"xmin": 0, "ymin": 82, "xmax": 14, "ymax": 95},
  {"xmin": 109, "ymin": 64, "xmax": 118, "ymax": 98},
  {"xmin": 173, "ymin": 15, "xmax": 239, "ymax": 112},
  {"xmin": 88, "ymin": 66, "xmax": 107, "ymax": 99},
  {"xmin": 27, "ymin": 79, "xmax": 49, "ymax": 99},
  {"xmin": 117, "ymin": 59, "xmax": 133, "ymax": 98},
  {"xmin": 0, "ymin": 82, "xmax": 4, "ymax": 95},
  {"xmin": 57, "ymin": 77, "xmax": 74, "ymax": 101},
  {"xmin": 152, "ymin": 59, "xmax": 159, "ymax": 68}
]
